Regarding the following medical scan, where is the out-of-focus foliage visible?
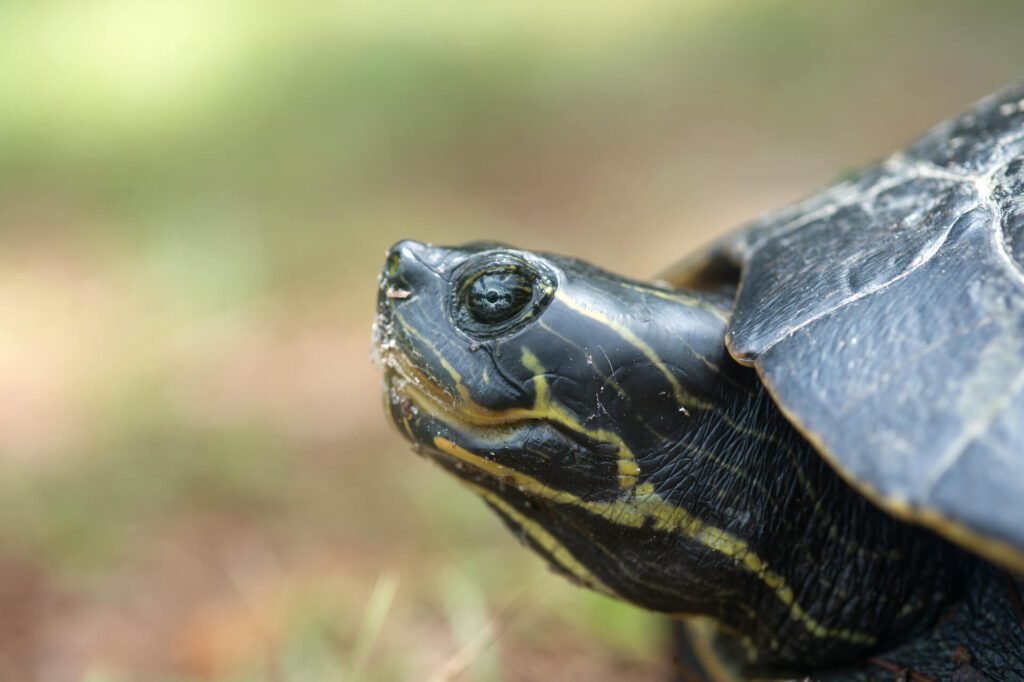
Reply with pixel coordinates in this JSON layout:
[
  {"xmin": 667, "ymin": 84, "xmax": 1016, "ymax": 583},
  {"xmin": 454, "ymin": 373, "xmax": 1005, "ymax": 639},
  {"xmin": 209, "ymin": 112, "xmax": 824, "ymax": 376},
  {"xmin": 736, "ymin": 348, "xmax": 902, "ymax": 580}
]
[{"xmin": 2, "ymin": 2, "xmax": 1024, "ymax": 680}]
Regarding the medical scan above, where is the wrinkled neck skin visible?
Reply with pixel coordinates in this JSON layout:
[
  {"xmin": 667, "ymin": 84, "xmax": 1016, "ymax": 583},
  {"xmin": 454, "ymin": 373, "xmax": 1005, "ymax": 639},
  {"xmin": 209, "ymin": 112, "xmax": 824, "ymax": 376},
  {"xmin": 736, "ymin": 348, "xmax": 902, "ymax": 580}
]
[
  {"xmin": 589, "ymin": 294, "xmax": 974, "ymax": 674},
  {"xmin": 676, "ymin": 345, "xmax": 970, "ymax": 673}
]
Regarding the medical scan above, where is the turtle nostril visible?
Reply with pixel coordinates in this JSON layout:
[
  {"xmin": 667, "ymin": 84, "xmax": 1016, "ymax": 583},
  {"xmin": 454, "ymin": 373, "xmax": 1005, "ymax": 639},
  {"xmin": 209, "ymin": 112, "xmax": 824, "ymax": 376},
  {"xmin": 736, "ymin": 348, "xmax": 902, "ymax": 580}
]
[{"xmin": 382, "ymin": 240, "xmax": 440, "ymax": 300}]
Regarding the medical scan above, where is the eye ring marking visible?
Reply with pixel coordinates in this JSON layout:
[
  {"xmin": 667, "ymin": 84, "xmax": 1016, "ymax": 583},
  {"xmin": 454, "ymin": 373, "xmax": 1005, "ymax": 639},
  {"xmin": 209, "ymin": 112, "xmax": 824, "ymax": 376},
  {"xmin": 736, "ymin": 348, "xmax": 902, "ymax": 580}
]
[{"xmin": 452, "ymin": 254, "xmax": 556, "ymax": 338}]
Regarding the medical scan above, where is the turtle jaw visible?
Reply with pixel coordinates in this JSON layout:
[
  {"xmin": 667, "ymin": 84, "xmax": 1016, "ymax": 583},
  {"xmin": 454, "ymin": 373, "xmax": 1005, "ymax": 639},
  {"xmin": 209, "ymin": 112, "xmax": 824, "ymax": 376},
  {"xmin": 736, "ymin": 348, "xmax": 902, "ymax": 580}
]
[
  {"xmin": 376, "ymin": 354, "xmax": 633, "ymax": 599},
  {"xmin": 378, "ymin": 336, "xmax": 625, "ymax": 504},
  {"xmin": 377, "ymin": 344, "xmax": 459, "ymax": 457}
]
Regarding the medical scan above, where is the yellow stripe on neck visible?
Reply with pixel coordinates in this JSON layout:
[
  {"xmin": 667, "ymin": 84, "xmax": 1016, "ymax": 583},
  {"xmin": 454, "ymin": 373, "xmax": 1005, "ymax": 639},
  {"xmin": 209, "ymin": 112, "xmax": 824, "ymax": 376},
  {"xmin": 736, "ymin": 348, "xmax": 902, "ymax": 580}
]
[
  {"xmin": 460, "ymin": 479, "xmax": 617, "ymax": 597},
  {"xmin": 432, "ymin": 436, "xmax": 877, "ymax": 647}
]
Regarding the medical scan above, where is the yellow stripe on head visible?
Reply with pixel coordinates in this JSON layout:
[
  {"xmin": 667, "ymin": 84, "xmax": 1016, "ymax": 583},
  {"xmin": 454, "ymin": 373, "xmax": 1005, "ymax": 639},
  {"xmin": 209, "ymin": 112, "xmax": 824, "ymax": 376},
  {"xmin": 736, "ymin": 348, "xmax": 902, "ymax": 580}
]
[
  {"xmin": 520, "ymin": 346, "xmax": 640, "ymax": 489},
  {"xmin": 554, "ymin": 290, "xmax": 713, "ymax": 412}
]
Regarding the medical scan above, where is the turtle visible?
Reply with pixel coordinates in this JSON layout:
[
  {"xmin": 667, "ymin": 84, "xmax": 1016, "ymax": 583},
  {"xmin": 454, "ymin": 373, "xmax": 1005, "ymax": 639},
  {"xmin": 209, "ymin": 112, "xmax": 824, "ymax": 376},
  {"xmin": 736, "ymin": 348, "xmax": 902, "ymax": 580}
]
[{"xmin": 372, "ymin": 81, "xmax": 1024, "ymax": 681}]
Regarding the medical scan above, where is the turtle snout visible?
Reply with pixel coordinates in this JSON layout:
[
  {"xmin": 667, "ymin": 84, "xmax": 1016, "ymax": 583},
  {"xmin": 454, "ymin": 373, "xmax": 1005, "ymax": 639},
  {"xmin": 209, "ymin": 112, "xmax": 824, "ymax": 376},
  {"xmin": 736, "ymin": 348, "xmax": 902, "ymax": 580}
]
[
  {"xmin": 382, "ymin": 240, "xmax": 446, "ymax": 304},
  {"xmin": 374, "ymin": 241, "xmax": 439, "ymax": 368}
]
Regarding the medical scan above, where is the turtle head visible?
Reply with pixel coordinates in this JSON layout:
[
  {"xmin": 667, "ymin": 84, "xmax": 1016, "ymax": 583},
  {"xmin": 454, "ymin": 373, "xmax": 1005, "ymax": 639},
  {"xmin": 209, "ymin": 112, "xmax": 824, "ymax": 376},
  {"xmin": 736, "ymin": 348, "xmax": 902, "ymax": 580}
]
[
  {"xmin": 374, "ymin": 240, "xmax": 741, "ymax": 607},
  {"xmin": 374, "ymin": 241, "xmax": 971, "ymax": 672}
]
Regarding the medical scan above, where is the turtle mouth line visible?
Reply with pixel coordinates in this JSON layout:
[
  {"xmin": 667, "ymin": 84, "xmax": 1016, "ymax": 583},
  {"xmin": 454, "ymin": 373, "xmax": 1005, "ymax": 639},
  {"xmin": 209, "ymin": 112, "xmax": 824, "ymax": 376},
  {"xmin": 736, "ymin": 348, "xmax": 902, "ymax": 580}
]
[
  {"xmin": 384, "ymin": 357, "xmax": 522, "ymax": 444},
  {"xmin": 377, "ymin": 336, "xmax": 641, "ymax": 490},
  {"xmin": 379, "ymin": 346, "xmax": 459, "ymax": 414},
  {"xmin": 378, "ymin": 342, "xmax": 530, "ymax": 430},
  {"xmin": 382, "ymin": 367, "xmax": 529, "ymax": 486},
  {"xmin": 378, "ymin": 347, "xmax": 570, "ymax": 479},
  {"xmin": 377, "ymin": 342, "xmax": 518, "ymax": 447}
]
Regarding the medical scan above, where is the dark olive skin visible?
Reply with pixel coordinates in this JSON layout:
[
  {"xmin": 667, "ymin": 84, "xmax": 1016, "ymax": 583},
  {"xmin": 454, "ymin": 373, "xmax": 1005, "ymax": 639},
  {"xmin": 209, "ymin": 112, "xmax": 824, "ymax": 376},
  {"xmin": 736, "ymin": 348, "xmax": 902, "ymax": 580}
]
[{"xmin": 375, "ymin": 240, "xmax": 1024, "ymax": 680}]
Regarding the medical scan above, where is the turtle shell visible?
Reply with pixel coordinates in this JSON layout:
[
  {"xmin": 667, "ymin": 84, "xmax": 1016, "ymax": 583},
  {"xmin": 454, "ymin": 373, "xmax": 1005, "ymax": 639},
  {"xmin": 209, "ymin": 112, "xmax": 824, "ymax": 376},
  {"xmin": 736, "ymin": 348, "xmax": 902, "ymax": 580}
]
[{"xmin": 665, "ymin": 81, "xmax": 1024, "ymax": 571}]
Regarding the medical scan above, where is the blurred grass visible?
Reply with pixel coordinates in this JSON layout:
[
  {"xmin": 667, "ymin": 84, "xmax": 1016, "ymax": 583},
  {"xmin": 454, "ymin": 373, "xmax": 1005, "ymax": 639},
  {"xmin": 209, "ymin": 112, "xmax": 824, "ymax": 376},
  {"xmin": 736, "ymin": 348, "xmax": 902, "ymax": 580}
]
[{"xmin": 2, "ymin": 2, "xmax": 1024, "ymax": 680}]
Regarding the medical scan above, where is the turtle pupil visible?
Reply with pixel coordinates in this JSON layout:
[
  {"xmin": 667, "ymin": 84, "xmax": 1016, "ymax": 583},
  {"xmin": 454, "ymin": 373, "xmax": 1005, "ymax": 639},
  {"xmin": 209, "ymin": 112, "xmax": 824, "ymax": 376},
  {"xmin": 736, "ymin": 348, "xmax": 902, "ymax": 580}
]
[{"xmin": 467, "ymin": 270, "xmax": 533, "ymax": 324}]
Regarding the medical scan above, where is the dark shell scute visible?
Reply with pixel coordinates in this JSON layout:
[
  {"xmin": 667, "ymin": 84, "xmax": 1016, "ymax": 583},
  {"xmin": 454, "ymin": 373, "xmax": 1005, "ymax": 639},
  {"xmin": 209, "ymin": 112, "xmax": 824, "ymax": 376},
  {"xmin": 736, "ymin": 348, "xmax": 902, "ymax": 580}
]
[
  {"xmin": 717, "ymin": 81, "xmax": 1024, "ymax": 563},
  {"xmin": 727, "ymin": 178, "xmax": 977, "ymax": 362},
  {"xmin": 991, "ymin": 158, "xmax": 1024, "ymax": 279},
  {"xmin": 755, "ymin": 208, "xmax": 1024, "ymax": 549}
]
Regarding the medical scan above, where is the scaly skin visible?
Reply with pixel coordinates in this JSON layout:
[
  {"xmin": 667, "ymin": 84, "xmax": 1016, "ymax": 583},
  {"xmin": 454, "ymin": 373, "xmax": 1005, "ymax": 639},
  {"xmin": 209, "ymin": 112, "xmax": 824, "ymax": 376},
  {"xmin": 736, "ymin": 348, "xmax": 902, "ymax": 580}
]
[{"xmin": 375, "ymin": 240, "xmax": 1024, "ymax": 680}]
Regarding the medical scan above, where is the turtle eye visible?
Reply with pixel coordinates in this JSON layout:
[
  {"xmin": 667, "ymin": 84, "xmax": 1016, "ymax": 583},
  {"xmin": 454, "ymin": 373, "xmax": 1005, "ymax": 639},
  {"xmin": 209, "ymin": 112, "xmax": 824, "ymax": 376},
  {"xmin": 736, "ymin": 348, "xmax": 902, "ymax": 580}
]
[
  {"xmin": 466, "ymin": 270, "xmax": 533, "ymax": 324},
  {"xmin": 453, "ymin": 255, "xmax": 555, "ymax": 337}
]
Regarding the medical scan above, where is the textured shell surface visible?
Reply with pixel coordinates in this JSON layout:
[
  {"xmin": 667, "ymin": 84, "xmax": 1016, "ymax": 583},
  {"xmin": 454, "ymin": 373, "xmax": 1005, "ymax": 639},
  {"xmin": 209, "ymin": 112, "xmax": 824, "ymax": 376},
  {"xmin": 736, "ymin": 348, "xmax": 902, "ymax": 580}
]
[{"xmin": 680, "ymin": 81, "xmax": 1024, "ymax": 569}]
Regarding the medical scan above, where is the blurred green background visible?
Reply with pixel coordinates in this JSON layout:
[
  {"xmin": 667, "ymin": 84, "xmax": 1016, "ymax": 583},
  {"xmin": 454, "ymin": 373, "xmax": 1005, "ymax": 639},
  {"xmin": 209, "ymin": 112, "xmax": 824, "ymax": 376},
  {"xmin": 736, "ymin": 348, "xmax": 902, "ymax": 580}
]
[{"xmin": 2, "ymin": 2, "xmax": 1023, "ymax": 680}]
